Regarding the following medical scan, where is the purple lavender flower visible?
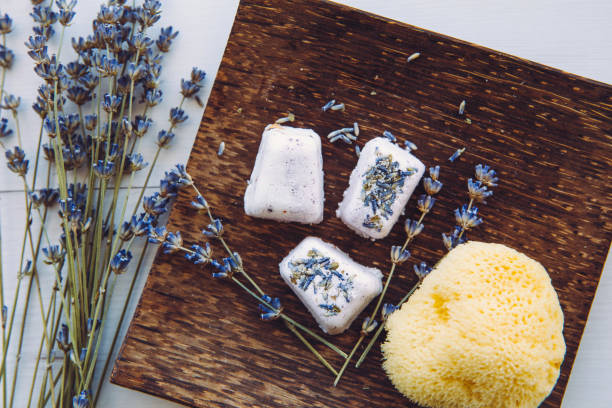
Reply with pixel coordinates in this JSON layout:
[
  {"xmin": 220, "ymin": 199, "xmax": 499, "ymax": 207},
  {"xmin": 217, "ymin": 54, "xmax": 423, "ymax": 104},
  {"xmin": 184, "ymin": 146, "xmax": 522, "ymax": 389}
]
[
  {"xmin": 390, "ymin": 246, "xmax": 410, "ymax": 264},
  {"xmin": 110, "ymin": 249, "xmax": 132, "ymax": 274},
  {"xmin": 259, "ymin": 295, "xmax": 282, "ymax": 320}
]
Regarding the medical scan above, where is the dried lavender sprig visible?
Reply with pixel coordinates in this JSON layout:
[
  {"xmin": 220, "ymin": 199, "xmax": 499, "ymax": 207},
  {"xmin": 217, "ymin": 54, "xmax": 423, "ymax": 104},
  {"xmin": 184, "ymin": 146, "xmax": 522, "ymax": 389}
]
[
  {"xmin": 355, "ymin": 263, "xmax": 431, "ymax": 368},
  {"xmin": 442, "ymin": 164, "xmax": 498, "ymax": 250},
  {"xmin": 0, "ymin": 13, "xmax": 14, "ymax": 118},
  {"xmin": 154, "ymin": 172, "xmax": 349, "ymax": 369},
  {"xmin": 20, "ymin": 1, "xmax": 193, "ymax": 404},
  {"xmin": 173, "ymin": 242, "xmax": 347, "ymax": 360},
  {"xmin": 130, "ymin": 66, "xmax": 203, "ymax": 220},
  {"xmin": 188, "ymin": 182, "xmax": 264, "ymax": 297},
  {"xmin": 284, "ymin": 321, "xmax": 338, "ymax": 376},
  {"xmin": 336, "ymin": 166, "xmax": 442, "ymax": 382},
  {"xmin": 7, "ymin": 8, "xmax": 66, "ymax": 405},
  {"xmin": 0, "ymin": 13, "xmax": 61, "ymax": 405}
]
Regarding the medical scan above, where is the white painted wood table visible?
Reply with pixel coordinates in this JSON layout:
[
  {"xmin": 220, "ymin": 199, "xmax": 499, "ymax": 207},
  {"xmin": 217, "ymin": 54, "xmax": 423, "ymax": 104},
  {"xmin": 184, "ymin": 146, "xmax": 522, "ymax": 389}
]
[{"xmin": 1, "ymin": 1, "xmax": 610, "ymax": 407}]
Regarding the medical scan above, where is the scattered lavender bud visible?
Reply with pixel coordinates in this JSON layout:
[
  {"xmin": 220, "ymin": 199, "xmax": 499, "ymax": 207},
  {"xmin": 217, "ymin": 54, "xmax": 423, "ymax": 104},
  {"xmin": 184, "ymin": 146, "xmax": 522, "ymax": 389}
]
[
  {"xmin": 330, "ymin": 103, "xmax": 345, "ymax": 111},
  {"xmin": 404, "ymin": 140, "xmax": 417, "ymax": 151},
  {"xmin": 458, "ymin": 100, "xmax": 466, "ymax": 115},
  {"xmin": 407, "ymin": 52, "xmax": 420, "ymax": 62},
  {"xmin": 327, "ymin": 129, "xmax": 344, "ymax": 138},
  {"xmin": 218, "ymin": 141, "xmax": 225, "ymax": 156},
  {"xmin": 275, "ymin": 112, "xmax": 295, "ymax": 124},
  {"xmin": 355, "ymin": 145, "xmax": 361, "ymax": 157},
  {"xmin": 340, "ymin": 134, "xmax": 352, "ymax": 144},
  {"xmin": 448, "ymin": 147, "xmax": 466, "ymax": 162},
  {"xmin": 353, "ymin": 122, "xmax": 360, "ymax": 136},
  {"xmin": 329, "ymin": 134, "xmax": 343, "ymax": 143},
  {"xmin": 382, "ymin": 130, "xmax": 396, "ymax": 142},
  {"xmin": 322, "ymin": 99, "xmax": 335, "ymax": 111}
]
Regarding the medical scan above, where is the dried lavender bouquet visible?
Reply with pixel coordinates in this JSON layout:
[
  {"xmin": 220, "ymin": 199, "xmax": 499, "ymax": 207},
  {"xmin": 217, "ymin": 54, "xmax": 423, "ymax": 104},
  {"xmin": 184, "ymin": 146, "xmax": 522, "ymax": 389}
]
[{"xmin": 0, "ymin": 1, "xmax": 210, "ymax": 406}]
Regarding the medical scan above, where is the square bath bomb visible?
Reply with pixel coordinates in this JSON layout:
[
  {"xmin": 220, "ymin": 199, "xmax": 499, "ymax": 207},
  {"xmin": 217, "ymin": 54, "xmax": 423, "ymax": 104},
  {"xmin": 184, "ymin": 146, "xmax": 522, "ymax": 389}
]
[
  {"xmin": 336, "ymin": 137, "xmax": 425, "ymax": 240},
  {"xmin": 244, "ymin": 125, "xmax": 324, "ymax": 224},
  {"xmin": 279, "ymin": 236, "xmax": 382, "ymax": 335}
]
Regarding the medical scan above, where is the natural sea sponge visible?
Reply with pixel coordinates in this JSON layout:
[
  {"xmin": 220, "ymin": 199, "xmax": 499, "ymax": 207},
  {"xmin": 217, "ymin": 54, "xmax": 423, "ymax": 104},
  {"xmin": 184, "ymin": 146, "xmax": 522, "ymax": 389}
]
[{"xmin": 382, "ymin": 241, "xmax": 565, "ymax": 408}]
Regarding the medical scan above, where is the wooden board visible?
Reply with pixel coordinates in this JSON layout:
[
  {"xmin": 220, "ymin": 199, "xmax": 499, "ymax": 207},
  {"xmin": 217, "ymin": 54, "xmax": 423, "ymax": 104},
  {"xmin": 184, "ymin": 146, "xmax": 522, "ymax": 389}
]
[{"xmin": 111, "ymin": 0, "xmax": 612, "ymax": 406}]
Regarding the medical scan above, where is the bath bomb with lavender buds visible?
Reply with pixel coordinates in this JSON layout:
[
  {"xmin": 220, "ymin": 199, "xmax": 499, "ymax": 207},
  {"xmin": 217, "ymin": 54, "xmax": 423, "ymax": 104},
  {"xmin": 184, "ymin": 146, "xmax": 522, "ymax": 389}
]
[
  {"xmin": 244, "ymin": 124, "xmax": 324, "ymax": 224},
  {"xmin": 382, "ymin": 241, "xmax": 565, "ymax": 408},
  {"xmin": 336, "ymin": 137, "xmax": 425, "ymax": 240},
  {"xmin": 279, "ymin": 236, "xmax": 382, "ymax": 335}
]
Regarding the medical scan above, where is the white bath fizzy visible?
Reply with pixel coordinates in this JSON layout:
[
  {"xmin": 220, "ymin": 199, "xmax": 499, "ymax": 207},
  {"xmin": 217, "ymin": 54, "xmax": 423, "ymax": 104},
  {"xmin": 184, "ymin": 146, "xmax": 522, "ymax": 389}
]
[
  {"xmin": 244, "ymin": 125, "xmax": 324, "ymax": 224},
  {"xmin": 279, "ymin": 236, "xmax": 382, "ymax": 335},
  {"xmin": 336, "ymin": 137, "xmax": 425, "ymax": 239}
]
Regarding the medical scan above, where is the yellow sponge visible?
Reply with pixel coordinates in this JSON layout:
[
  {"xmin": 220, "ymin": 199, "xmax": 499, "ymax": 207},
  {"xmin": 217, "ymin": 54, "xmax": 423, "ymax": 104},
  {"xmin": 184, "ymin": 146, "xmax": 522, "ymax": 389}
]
[{"xmin": 382, "ymin": 241, "xmax": 565, "ymax": 408}]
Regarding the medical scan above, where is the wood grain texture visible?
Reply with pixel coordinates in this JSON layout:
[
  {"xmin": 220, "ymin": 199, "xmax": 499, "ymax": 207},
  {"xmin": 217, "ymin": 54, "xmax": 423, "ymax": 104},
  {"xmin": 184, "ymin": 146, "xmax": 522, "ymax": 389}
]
[{"xmin": 111, "ymin": 0, "xmax": 612, "ymax": 406}]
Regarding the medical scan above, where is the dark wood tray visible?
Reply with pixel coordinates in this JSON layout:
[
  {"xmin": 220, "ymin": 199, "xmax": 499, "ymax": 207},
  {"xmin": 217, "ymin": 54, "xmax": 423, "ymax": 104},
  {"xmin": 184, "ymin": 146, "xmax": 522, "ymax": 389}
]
[{"xmin": 111, "ymin": 0, "xmax": 612, "ymax": 406}]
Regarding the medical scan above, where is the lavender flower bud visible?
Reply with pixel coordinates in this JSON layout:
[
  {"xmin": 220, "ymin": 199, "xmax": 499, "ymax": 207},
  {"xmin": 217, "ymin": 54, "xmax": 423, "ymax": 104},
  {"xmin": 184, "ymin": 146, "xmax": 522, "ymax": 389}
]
[
  {"xmin": 156, "ymin": 26, "xmax": 178, "ymax": 53},
  {"xmin": 361, "ymin": 317, "xmax": 378, "ymax": 334},
  {"xmin": 258, "ymin": 295, "xmax": 282, "ymax": 320},
  {"xmin": 169, "ymin": 107, "xmax": 187, "ymax": 126},
  {"xmin": 110, "ymin": 249, "xmax": 132, "ymax": 274},
  {"xmin": 390, "ymin": 246, "xmax": 410, "ymax": 264},
  {"xmin": 0, "ymin": 14, "xmax": 13, "ymax": 35},
  {"xmin": 413, "ymin": 262, "xmax": 432, "ymax": 280},
  {"xmin": 2, "ymin": 95, "xmax": 21, "ymax": 112},
  {"xmin": 474, "ymin": 164, "xmax": 498, "ymax": 188},
  {"xmin": 156, "ymin": 129, "xmax": 174, "ymax": 148},
  {"xmin": 404, "ymin": 219, "xmax": 424, "ymax": 239},
  {"xmin": 162, "ymin": 232, "xmax": 182, "ymax": 254},
  {"xmin": 0, "ymin": 46, "xmax": 14, "ymax": 69},
  {"xmin": 0, "ymin": 118, "xmax": 13, "ymax": 139}
]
